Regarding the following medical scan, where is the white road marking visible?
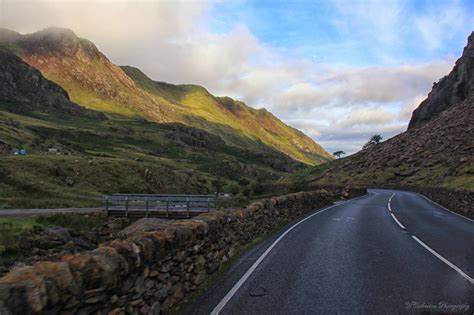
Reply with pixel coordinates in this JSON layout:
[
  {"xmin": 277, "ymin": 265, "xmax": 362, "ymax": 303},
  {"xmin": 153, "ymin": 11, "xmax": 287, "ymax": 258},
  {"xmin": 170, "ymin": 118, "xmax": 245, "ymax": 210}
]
[
  {"xmin": 416, "ymin": 193, "xmax": 474, "ymax": 223},
  {"xmin": 209, "ymin": 194, "xmax": 372, "ymax": 315},
  {"xmin": 411, "ymin": 235, "xmax": 474, "ymax": 284},
  {"xmin": 332, "ymin": 217, "xmax": 341, "ymax": 221},
  {"xmin": 387, "ymin": 193, "xmax": 405, "ymax": 229},
  {"xmin": 346, "ymin": 217, "xmax": 355, "ymax": 220},
  {"xmin": 390, "ymin": 212, "xmax": 406, "ymax": 229},
  {"xmin": 387, "ymin": 193, "xmax": 394, "ymax": 212}
]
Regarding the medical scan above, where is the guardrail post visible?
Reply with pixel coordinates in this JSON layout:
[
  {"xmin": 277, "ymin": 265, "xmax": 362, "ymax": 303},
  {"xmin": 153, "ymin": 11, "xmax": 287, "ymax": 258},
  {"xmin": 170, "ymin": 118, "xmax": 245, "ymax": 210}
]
[
  {"xmin": 207, "ymin": 197, "xmax": 210, "ymax": 213},
  {"xmin": 125, "ymin": 197, "xmax": 129, "ymax": 217},
  {"xmin": 166, "ymin": 197, "xmax": 170, "ymax": 218},
  {"xmin": 186, "ymin": 197, "xmax": 190, "ymax": 218},
  {"xmin": 105, "ymin": 196, "xmax": 109, "ymax": 216},
  {"xmin": 145, "ymin": 198, "xmax": 149, "ymax": 217}
]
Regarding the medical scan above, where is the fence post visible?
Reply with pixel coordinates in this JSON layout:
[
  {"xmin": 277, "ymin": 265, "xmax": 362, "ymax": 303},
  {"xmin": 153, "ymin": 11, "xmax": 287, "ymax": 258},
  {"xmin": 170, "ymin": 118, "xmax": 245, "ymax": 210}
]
[
  {"xmin": 145, "ymin": 198, "xmax": 149, "ymax": 218},
  {"xmin": 105, "ymin": 196, "xmax": 109, "ymax": 216},
  {"xmin": 166, "ymin": 197, "xmax": 170, "ymax": 218},
  {"xmin": 186, "ymin": 197, "xmax": 190, "ymax": 218},
  {"xmin": 125, "ymin": 197, "xmax": 129, "ymax": 217}
]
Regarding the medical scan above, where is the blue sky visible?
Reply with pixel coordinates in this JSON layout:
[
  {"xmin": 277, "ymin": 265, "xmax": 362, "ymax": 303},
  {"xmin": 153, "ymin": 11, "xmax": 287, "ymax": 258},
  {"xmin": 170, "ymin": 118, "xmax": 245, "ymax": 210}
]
[
  {"xmin": 2, "ymin": 0, "xmax": 473, "ymax": 154},
  {"xmin": 207, "ymin": 0, "xmax": 472, "ymax": 65}
]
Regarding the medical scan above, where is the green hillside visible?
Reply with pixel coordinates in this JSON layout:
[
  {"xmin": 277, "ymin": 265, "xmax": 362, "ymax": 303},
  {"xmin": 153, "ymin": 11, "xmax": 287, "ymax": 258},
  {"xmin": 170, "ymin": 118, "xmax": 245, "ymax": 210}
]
[
  {"xmin": 0, "ymin": 27, "xmax": 332, "ymax": 165},
  {"xmin": 0, "ymin": 45, "xmax": 304, "ymax": 209}
]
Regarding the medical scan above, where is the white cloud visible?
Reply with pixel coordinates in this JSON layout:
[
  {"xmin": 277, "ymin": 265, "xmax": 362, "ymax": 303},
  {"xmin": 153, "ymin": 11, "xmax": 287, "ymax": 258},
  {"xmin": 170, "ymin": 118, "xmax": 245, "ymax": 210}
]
[
  {"xmin": 0, "ymin": 0, "xmax": 464, "ymax": 154},
  {"xmin": 414, "ymin": 0, "xmax": 469, "ymax": 50}
]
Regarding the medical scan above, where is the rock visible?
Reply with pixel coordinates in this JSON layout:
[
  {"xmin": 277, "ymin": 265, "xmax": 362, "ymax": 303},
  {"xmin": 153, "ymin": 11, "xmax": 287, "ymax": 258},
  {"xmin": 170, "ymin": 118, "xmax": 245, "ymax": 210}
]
[
  {"xmin": 171, "ymin": 285, "xmax": 184, "ymax": 303},
  {"xmin": 45, "ymin": 227, "xmax": 72, "ymax": 243},
  {"xmin": 72, "ymin": 237, "xmax": 95, "ymax": 250},
  {"xmin": 65, "ymin": 176, "xmax": 75, "ymax": 186},
  {"xmin": 194, "ymin": 270, "xmax": 206, "ymax": 285},
  {"xmin": 228, "ymin": 247, "xmax": 236, "ymax": 258},
  {"xmin": 149, "ymin": 302, "xmax": 161, "ymax": 315},
  {"xmin": 85, "ymin": 295, "xmax": 105, "ymax": 304},
  {"xmin": 250, "ymin": 286, "xmax": 267, "ymax": 297},
  {"xmin": 108, "ymin": 308, "xmax": 122, "ymax": 315},
  {"xmin": 149, "ymin": 270, "xmax": 159, "ymax": 278},
  {"xmin": 160, "ymin": 261, "xmax": 173, "ymax": 273},
  {"xmin": 194, "ymin": 255, "xmax": 205, "ymax": 269},
  {"xmin": 129, "ymin": 298, "xmax": 143, "ymax": 307},
  {"xmin": 119, "ymin": 218, "xmax": 170, "ymax": 238}
]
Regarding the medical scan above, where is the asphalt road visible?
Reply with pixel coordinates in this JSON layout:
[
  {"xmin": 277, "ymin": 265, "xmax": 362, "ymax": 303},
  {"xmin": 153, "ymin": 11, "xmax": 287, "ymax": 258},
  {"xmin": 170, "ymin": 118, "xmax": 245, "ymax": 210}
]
[
  {"xmin": 0, "ymin": 207, "xmax": 103, "ymax": 217},
  {"xmin": 186, "ymin": 189, "xmax": 474, "ymax": 314}
]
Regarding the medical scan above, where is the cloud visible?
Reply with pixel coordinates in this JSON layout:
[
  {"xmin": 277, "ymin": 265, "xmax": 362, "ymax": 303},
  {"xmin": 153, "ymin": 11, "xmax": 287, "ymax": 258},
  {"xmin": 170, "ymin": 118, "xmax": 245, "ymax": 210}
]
[
  {"xmin": 414, "ymin": 0, "xmax": 470, "ymax": 50},
  {"xmin": 0, "ymin": 0, "xmax": 466, "ymax": 154}
]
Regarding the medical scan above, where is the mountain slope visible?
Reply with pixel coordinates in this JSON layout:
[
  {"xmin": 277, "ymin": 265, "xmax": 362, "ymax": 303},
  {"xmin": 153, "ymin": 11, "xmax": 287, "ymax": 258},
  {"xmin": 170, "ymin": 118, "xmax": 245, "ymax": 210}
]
[
  {"xmin": 0, "ymin": 27, "xmax": 331, "ymax": 165},
  {"xmin": 290, "ymin": 32, "xmax": 474, "ymax": 190},
  {"xmin": 0, "ymin": 41, "xmax": 306, "ymax": 208},
  {"xmin": 0, "ymin": 47, "xmax": 101, "ymax": 119},
  {"xmin": 121, "ymin": 66, "xmax": 332, "ymax": 164}
]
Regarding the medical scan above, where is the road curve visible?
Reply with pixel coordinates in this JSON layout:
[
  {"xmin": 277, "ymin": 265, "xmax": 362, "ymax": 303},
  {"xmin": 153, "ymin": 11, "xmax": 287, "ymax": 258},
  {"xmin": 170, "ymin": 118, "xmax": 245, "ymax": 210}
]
[{"xmin": 186, "ymin": 189, "xmax": 474, "ymax": 314}]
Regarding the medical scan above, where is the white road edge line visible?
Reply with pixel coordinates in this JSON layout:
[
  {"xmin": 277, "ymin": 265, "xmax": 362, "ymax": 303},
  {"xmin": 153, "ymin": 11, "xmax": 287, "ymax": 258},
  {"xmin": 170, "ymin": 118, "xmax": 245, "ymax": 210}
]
[
  {"xmin": 416, "ymin": 193, "xmax": 474, "ymax": 223},
  {"xmin": 411, "ymin": 235, "xmax": 474, "ymax": 284},
  {"xmin": 390, "ymin": 212, "xmax": 406, "ymax": 229},
  {"xmin": 210, "ymin": 194, "xmax": 371, "ymax": 314}
]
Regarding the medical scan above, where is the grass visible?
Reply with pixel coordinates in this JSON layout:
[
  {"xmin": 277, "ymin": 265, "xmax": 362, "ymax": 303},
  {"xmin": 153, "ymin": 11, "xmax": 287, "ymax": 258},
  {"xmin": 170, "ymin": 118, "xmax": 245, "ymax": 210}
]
[{"xmin": 0, "ymin": 109, "xmax": 296, "ymax": 209}]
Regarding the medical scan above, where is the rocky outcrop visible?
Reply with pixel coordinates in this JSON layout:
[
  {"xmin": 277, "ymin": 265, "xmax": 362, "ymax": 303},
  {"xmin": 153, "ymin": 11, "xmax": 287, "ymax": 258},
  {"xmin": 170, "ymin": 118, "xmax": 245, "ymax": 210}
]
[
  {"xmin": 0, "ymin": 188, "xmax": 366, "ymax": 314},
  {"xmin": 0, "ymin": 48, "xmax": 103, "ymax": 119},
  {"xmin": 408, "ymin": 32, "xmax": 474, "ymax": 129},
  {"xmin": 306, "ymin": 98, "xmax": 473, "ymax": 191}
]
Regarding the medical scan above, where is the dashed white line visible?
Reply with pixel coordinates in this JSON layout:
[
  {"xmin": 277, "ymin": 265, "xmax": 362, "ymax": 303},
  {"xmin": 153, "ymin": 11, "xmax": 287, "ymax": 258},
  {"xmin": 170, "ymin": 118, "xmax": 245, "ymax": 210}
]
[
  {"xmin": 387, "ymin": 193, "xmax": 405, "ymax": 229},
  {"xmin": 411, "ymin": 235, "xmax": 474, "ymax": 284},
  {"xmin": 387, "ymin": 193, "xmax": 394, "ymax": 212},
  {"xmin": 390, "ymin": 212, "xmax": 406, "ymax": 229},
  {"xmin": 389, "ymin": 191, "xmax": 474, "ymax": 284}
]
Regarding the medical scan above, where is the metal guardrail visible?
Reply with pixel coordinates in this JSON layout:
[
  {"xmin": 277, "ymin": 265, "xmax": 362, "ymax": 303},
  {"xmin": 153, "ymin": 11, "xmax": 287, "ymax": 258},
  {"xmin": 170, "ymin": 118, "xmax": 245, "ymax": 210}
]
[{"xmin": 104, "ymin": 194, "xmax": 215, "ymax": 218}]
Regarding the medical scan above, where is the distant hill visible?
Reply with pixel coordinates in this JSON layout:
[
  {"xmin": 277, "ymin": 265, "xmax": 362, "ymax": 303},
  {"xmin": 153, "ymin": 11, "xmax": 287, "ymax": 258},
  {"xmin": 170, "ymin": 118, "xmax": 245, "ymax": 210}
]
[
  {"xmin": 289, "ymin": 32, "xmax": 474, "ymax": 191},
  {"xmin": 0, "ymin": 27, "xmax": 332, "ymax": 165}
]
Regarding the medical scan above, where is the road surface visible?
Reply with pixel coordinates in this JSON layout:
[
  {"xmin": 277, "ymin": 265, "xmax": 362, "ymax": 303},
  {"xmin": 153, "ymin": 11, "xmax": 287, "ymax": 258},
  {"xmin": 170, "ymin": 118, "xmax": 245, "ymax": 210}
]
[
  {"xmin": 0, "ymin": 207, "xmax": 103, "ymax": 217},
  {"xmin": 186, "ymin": 189, "xmax": 474, "ymax": 314}
]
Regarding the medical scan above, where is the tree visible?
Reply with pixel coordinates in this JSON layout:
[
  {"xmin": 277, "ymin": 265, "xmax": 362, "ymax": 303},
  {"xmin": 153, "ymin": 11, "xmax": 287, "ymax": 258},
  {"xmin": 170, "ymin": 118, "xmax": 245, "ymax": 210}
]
[
  {"xmin": 362, "ymin": 134, "xmax": 383, "ymax": 150},
  {"xmin": 332, "ymin": 150, "xmax": 346, "ymax": 158}
]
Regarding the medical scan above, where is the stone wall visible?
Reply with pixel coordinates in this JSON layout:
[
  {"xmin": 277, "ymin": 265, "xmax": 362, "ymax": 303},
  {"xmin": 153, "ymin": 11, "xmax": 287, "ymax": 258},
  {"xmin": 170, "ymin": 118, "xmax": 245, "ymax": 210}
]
[{"xmin": 0, "ymin": 188, "xmax": 367, "ymax": 314}]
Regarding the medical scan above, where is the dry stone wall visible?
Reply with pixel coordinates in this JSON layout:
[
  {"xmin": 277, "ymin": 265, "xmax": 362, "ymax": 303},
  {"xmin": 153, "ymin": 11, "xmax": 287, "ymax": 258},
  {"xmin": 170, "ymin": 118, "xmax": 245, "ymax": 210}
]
[{"xmin": 0, "ymin": 188, "xmax": 366, "ymax": 314}]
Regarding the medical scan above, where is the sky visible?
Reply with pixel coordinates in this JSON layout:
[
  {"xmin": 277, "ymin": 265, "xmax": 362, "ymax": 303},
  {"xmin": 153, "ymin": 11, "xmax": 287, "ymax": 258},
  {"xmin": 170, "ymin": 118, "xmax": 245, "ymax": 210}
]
[{"xmin": 1, "ymin": 0, "xmax": 473, "ymax": 154}]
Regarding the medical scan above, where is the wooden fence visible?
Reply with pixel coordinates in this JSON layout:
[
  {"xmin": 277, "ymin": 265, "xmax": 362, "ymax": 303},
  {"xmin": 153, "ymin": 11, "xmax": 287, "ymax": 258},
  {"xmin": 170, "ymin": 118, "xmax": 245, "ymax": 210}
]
[{"xmin": 104, "ymin": 194, "xmax": 215, "ymax": 218}]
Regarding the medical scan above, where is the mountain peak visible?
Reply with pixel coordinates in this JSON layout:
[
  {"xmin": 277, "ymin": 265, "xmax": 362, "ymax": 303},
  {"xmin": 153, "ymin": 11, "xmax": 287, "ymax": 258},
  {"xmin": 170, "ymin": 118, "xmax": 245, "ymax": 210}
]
[
  {"xmin": 0, "ymin": 27, "xmax": 105, "ymax": 61},
  {"xmin": 408, "ymin": 31, "xmax": 474, "ymax": 129}
]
